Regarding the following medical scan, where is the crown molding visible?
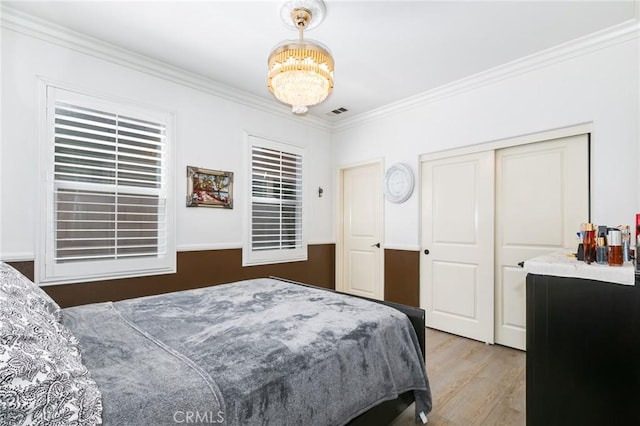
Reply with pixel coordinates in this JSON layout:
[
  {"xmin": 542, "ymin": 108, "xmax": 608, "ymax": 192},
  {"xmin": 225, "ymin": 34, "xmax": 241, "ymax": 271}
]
[
  {"xmin": 332, "ymin": 18, "xmax": 640, "ymax": 134},
  {"xmin": 0, "ymin": 5, "xmax": 333, "ymax": 132}
]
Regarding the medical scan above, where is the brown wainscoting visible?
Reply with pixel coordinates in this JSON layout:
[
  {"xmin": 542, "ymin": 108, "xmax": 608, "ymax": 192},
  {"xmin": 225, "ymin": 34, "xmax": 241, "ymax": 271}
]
[
  {"xmin": 10, "ymin": 244, "xmax": 335, "ymax": 308},
  {"xmin": 7, "ymin": 261, "xmax": 35, "ymax": 283},
  {"xmin": 384, "ymin": 249, "xmax": 419, "ymax": 307}
]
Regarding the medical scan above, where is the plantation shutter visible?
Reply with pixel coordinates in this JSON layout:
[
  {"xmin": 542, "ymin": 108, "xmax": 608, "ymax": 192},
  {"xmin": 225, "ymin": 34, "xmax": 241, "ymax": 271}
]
[
  {"xmin": 39, "ymin": 86, "xmax": 175, "ymax": 284},
  {"xmin": 251, "ymin": 146, "xmax": 302, "ymax": 250},
  {"xmin": 244, "ymin": 136, "xmax": 307, "ymax": 266},
  {"xmin": 54, "ymin": 101, "xmax": 166, "ymax": 262}
]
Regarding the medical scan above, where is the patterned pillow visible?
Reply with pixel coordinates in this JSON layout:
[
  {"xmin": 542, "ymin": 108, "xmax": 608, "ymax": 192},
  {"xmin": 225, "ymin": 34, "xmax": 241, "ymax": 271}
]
[
  {"xmin": 0, "ymin": 262, "xmax": 62, "ymax": 321},
  {"xmin": 0, "ymin": 265, "xmax": 102, "ymax": 425}
]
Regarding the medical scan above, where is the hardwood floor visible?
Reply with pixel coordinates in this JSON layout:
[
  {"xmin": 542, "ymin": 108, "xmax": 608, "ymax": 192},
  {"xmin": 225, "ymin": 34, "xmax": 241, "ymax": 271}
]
[{"xmin": 391, "ymin": 328, "xmax": 525, "ymax": 426}]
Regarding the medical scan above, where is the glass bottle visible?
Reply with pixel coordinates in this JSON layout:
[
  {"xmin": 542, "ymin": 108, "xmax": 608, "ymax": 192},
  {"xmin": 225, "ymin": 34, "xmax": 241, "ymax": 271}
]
[
  {"xmin": 621, "ymin": 225, "xmax": 631, "ymax": 262},
  {"xmin": 583, "ymin": 223, "xmax": 596, "ymax": 264},
  {"xmin": 596, "ymin": 237, "xmax": 608, "ymax": 265},
  {"xmin": 637, "ymin": 229, "xmax": 640, "ymax": 273},
  {"xmin": 608, "ymin": 228, "xmax": 623, "ymax": 267},
  {"xmin": 577, "ymin": 223, "xmax": 585, "ymax": 261}
]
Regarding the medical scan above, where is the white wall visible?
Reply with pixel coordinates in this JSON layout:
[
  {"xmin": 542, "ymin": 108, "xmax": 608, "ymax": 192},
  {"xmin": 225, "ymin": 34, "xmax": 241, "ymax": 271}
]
[
  {"xmin": 332, "ymin": 32, "xmax": 640, "ymax": 251},
  {"xmin": 3, "ymin": 16, "xmax": 638, "ymax": 262},
  {"xmin": 0, "ymin": 26, "xmax": 334, "ymax": 261}
]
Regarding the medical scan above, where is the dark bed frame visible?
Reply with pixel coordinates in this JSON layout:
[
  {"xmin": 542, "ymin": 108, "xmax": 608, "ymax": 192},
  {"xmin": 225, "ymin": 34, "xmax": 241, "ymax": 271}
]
[{"xmin": 271, "ymin": 277, "xmax": 426, "ymax": 426}]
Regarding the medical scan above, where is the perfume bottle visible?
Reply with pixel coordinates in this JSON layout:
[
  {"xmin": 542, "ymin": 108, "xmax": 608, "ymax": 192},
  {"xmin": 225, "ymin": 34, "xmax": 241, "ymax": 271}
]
[
  {"xmin": 621, "ymin": 225, "xmax": 631, "ymax": 262},
  {"xmin": 596, "ymin": 237, "xmax": 608, "ymax": 265},
  {"xmin": 608, "ymin": 228, "xmax": 623, "ymax": 267},
  {"xmin": 636, "ymin": 223, "xmax": 640, "ymax": 272},
  {"xmin": 583, "ymin": 223, "xmax": 596, "ymax": 264},
  {"xmin": 636, "ymin": 215, "xmax": 640, "ymax": 272}
]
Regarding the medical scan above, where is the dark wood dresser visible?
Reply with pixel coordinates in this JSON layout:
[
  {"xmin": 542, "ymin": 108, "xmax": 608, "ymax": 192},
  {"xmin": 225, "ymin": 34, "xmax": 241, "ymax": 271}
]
[{"xmin": 526, "ymin": 254, "xmax": 640, "ymax": 425}]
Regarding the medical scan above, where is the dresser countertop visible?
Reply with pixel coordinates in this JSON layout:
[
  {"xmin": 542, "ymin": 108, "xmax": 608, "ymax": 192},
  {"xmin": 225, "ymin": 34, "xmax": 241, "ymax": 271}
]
[{"xmin": 523, "ymin": 250, "xmax": 635, "ymax": 285}]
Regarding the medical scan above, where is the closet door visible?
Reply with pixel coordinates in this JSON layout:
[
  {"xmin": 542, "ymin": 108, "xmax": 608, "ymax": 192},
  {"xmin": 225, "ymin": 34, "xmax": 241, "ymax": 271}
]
[
  {"xmin": 420, "ymin": 151, "xmax": 495, "ymax": 344},
  {"xmin": 495, "ymin": 134, "xmax": 589, "ymax": 350}
]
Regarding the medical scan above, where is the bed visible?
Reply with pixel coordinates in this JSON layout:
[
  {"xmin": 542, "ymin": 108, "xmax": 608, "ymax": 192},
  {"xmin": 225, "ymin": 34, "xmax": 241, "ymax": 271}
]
[{"xmin": 0, "ymin": 262, "xmax": 432, "ymax": 425}]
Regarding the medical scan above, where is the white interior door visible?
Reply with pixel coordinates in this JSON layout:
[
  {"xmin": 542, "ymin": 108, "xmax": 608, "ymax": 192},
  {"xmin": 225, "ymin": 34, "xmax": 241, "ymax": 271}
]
[
  {"xmin": 495, "ymin": 134, "xmax": 589, "ymax": 350},
  {"xmin": 340, "ymin": 162, "xmax": 384, "ymax": 300},
  {"xmin": 420, "ymin": 151, "xmax": 495, "ymax": 343}
]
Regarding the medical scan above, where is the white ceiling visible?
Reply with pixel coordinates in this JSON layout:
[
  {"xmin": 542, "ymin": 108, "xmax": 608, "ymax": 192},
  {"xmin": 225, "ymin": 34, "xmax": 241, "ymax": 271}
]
[{"xmin": 3, "ymin": 1, "xmax": 637, "ymax": 122}]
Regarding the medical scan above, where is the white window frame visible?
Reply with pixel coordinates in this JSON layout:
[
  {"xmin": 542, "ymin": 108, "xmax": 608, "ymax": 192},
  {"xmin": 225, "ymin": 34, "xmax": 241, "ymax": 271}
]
[
  {"xmin": 243, "ymin": 134, "xmax": 307, "ymax": 266},
  {"xmin": 37, "ymin": 82, "xmax": 176, "ymax": 285}
]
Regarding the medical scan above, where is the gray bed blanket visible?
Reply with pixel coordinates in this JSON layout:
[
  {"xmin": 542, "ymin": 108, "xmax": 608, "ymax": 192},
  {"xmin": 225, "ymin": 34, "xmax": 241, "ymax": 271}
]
[{"xmin": 62, "ymin": 278, "xmax": 432, "ymax": 425}]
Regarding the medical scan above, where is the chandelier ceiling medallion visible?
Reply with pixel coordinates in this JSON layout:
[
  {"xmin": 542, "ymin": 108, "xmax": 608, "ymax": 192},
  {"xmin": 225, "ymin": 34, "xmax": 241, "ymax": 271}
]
[{"xmin": 267, "ymin": 0, "xmax": 334, "ymax": 114}]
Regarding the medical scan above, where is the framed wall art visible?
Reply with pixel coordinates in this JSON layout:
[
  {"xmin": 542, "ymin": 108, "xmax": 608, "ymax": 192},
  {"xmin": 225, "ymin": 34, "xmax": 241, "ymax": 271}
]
[{"xmin": 186, "ymin": 166, "xmax": 233, "ymax": 208}]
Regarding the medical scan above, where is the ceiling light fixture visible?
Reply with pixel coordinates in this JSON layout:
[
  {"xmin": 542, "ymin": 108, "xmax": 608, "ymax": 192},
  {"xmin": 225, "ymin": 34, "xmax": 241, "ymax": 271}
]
[{"xmin": 267, "ymin": 0, "xmax": 334, "ymax": 114}]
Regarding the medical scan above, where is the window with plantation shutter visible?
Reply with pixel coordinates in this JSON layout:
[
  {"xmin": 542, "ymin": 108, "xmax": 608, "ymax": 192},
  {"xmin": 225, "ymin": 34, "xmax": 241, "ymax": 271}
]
[
  {"xmin": 243, "ymin": 136, "xmax": 307, "ymax": 266},
  {"xmin": 38, "ymin": 85, "xmax": 175, "ymax": 284}
]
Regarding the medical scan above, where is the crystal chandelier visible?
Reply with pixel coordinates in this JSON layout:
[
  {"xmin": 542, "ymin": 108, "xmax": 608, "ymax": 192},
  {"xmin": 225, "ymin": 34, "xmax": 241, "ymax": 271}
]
[{"xmin": 267, "ymin": 0, "xmax": 334, "ymax": 114}]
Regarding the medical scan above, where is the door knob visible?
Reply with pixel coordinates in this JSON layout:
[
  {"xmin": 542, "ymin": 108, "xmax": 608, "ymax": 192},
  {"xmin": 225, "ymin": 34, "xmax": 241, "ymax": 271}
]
[
  {"xmin": 424, "ymin": 249, "xmax": 430, "ymax": 255},
  {"xmin": 371, "ymin": 243, "xmax": 381, "ymax": 248}
]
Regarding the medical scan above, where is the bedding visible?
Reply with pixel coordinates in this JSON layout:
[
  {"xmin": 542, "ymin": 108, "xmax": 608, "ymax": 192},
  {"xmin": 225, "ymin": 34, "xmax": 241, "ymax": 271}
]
[
  {"xmin": 0, "ymin": 262, "xmax": 102, "ymax": 425},
  {"xmin": 62, "ymin": 277, "xmax": 432, "ymax": 425},
  {"xmin": 0, "ymin": 262, "xmax": 62, "ymax": 321}
]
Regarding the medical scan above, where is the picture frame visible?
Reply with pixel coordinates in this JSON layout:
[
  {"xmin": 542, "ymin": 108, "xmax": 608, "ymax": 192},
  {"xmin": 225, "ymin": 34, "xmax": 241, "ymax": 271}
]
[{"xmin": 186, "ymin": 166, "xmax": 233, "ymax": 208}]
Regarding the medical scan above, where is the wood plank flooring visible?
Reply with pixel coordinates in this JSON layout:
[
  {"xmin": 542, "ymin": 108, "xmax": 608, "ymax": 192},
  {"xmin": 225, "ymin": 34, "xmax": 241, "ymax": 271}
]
[{"xmin": 391, "ymin": 328, "xmax": 525, "ymax": 426}]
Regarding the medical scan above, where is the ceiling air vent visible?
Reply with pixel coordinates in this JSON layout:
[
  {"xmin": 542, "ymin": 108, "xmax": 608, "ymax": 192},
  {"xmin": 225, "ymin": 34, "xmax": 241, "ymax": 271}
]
[{"xmin": 329, "ymin": 107, "xmax": 348, "ymax": 115}]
